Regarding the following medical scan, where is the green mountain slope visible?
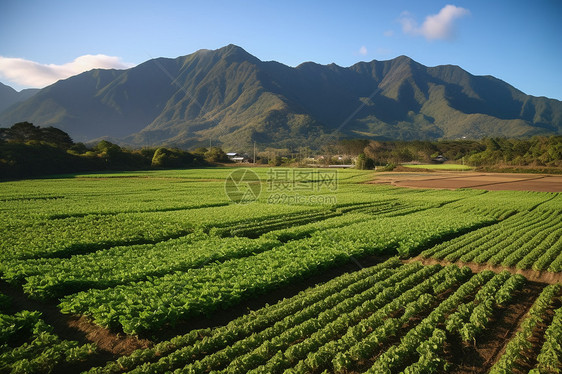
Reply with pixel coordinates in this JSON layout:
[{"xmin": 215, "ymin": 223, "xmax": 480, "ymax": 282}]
[
  {"xmin": 0, "ymin": 83, "xmax": 39, "ymax": 114},
  {"xmin": 1, "ymin": 45, "xmax": 561, "ymax": 148}
]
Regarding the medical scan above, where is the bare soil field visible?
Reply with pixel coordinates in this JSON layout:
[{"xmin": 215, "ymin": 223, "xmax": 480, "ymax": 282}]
[{"xmin": 372, "ymin": 172, "xmax": 562, "ymax": 192}]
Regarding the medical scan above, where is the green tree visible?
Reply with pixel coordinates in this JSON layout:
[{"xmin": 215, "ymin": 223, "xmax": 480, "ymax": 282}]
[
  {"xmin": 151, "ymin": 147, "xmax": 197, "ymax": 168},
  {"xmin": 40, "ymin": 126, "xmax": 74, "ymax": 148},
  {"xmin": 152, "ymin": 148, "xmax": 178, "ymax": 168},
  {"xmin": 192, "ymin": 147, "xmax": 208, "ymax": 156},
  {"xmin": 0, "ymin": 122, "xmax": 75, "ymax": 149},
  {"xmin": 268, "ymin": 155, "xmax": 282, "ymax": 166},
  {"xmin": 4, "ymin": 122, "xmax": 40, "ymax": 143},
  {"xmin": 68, "ymin": 142, "xmax": 88, "ymax": 154},
  {"xmin": 355, "ymin": 153, "xmax": 374, "ymax": 170},
  {"xmin": 94, "ymin": 140, "xmax": 119, "ymax": 153},
  {"xmin": 204, "ymin": 147, "xmax": 228, "ymax": 163}
]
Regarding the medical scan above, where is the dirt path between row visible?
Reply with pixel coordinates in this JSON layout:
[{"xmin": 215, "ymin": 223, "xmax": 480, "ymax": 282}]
[
  {"xmin": 0, "ymin": 279, "xmax": 151, "ymax": 367},
  {"xmin": 406, "ymin": 257, "xmax": 562, "ymax": 284},
  {"xmin": 445, "ymin": 282, "xmax": 545, "ymax": 374}
]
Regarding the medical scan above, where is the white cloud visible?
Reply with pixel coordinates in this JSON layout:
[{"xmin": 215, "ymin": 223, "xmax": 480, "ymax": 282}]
[
  {"xmin": 0, "ymin": 54, "xmax": 134, "ymax": 88},
  {"xmin": 383, "ymin": 30, "xmax": 394, "ymax": 37},
  {"xmin": 400, "ymin": 5, "xmax": 470, "ymax": 41},
  {"xmin": 399, "ymin": 11, "xmax": 418, "ymax": 35},
  {"xmin": 358, "ymin": 46, "xmax": 368, "ymax": 56}
]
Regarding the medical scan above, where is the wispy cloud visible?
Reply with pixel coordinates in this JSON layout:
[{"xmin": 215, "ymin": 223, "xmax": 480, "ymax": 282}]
[
  {"xmin": 0, "ymin": 54, "xmax": 134, "ymax": 88},
  {"xmin": 383, "ymin": 30, "xmax": 394, "ymax": 37},
  {"xmin": 376, "ymin": 47, "xmax": 393, "ymax": 57},
  {"xmin": 400, "ymin": 5, "xmax": 470, "ymax": 41},
  {"xmin": 358, "ymin": 46, "xmax": 368, "ymax": 56}
]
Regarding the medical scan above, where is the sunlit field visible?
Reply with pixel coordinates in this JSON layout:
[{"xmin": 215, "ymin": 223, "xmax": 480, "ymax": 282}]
[{"xmin": 1, "ymin": 168, "xmax": 560, "ymax": 373}]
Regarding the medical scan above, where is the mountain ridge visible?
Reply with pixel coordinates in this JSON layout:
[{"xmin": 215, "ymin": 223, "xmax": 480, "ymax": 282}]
[
  {"xmin": 0, "ymin": 83, "xmax": 40, "ymax": 114},
  {"xmin": 1, "ymin": 44, "xmax": 561, "ymax": 149}
]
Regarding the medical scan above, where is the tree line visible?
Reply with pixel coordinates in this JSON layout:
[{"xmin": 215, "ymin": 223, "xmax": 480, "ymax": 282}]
[
  {"xmin": 1, "ymin": 122, "xmax": 560, "ymax": 178},
  {"xmin": 329, "ymin": 137, "xmax": 562, "ymax": 169},
  {"xmin": 0, "ymin": 122, "xmax": 229, "ymax": 179}
]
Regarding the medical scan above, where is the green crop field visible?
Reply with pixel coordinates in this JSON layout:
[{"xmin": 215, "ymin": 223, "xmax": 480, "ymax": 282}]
[{"xmin": 0, "ymin": 168, "xmax": 561, "ymax": 373}]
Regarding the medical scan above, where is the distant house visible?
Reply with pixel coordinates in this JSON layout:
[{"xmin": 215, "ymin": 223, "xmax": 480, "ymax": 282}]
[
  {"xmin": 432, "ymin": 155, "xmax": 448, "ymax": 164},
  {"xmin": 227, "ymin": 152, "xmax": 250, "ymax": 163}
]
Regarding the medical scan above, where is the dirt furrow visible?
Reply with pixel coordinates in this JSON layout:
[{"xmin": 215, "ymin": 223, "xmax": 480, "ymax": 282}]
[{"xmin": 406, "ymin": 257, "xmax": 562, "ymax": 284}]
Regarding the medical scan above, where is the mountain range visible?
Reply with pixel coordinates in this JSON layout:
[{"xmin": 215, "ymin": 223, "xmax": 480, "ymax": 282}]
[{"xmin": 1, "ymin": 44, "xmax": 561, "ymax": 150}]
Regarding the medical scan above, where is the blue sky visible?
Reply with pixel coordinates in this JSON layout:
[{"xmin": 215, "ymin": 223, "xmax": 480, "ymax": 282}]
[{"xmin": 0, "ymin": 0, "xmax": 561, "ymax": 100}]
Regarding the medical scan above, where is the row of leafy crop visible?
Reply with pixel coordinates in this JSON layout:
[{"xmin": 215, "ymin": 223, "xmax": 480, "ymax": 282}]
[
  {"xmin": 534, "ymin": 193, "xmax": 562, "ymax": 212},
  {"xmin": 0, "ymin": 173, "xmax": 365, "ymax": 221},
  {"xmin": 261, "ymin": 199, "xmax": 453, "ymax": 244},
  {"xmin": 445, "ymin": 190, "xmax": 556, "ymax": 219},
  {"xmin": 2, "ymin": 173, "xmax": 555, "ymax": 226},
  {"xmin": 85, "ymin": 258, "xmax": 406, "ymax": 373},
  {"xmin": 0, "ymin": 178, "xmax": 229, "ymax": 221},
  {"xmin": 84, "ymin": 261, "xmax": 526, "ymax": 374},
  {"xmin": 444, "ymin": 272, "xmax": 525, "ymax": 342},
  {"xmin": 210, "ymin": 207, "xmax": 342, "ymax": 238},
  {"xmin": 490, "ymin": 284, "xmax": 562, "ymax": 374},
  {"xmin": 0, "ymin": 293, "xmax": 96, "ymax": 373},
  {"xmin": 263, "ymin": 212, "xmax": 377, "ymax": 242},
  {"xmin": 84, "ymin": 260, "xmax": 448, "ymax": 373},
  {"xmin": 2, "ymin": 235, "xmax": 282, "ymax": 300},
  {"xmin": 3, "ymin": 203, "xmax": 444, "ymax": 299},
  {"xmin": 0, "ymin": 170, "xmax": 405, "ymax": 222},
  {"xmin": 0, "ymin": 203, "xmax": 322, "ymax": 261},
  {"xmin": 2, "ymin": 207, "xmax": 399, "ymax": 300},
  {"xmin": 422, "ymin": 209, "xmax": 562, "ymax": 272},
  {"xmin": 4, "ymin": 211, "xmax": 386, "ymax": 300},
  {"xmin": 0, "ymin": 203, "xmax": 482, "ymax": 301},
  {"xmin": 1, "ymin": 186, "xmax": 457, "ymax": 262},
  {"xmin": 1, "ymin": 208, "xmax": 400, "ymax": 300},
  {"xmin": 303, "ymin": 207, "xmax": 492, "ymax": 258},
  {"xmin": 59, "ymin": 209, "xmax": 491, "ymax": 334},
  {"xmin": 363, "ymin": 269, "xmax": 524, "ymax": 374},
  {"xmin": 532, "ymin": 294, "xmax": 562, "ymax": 373}
]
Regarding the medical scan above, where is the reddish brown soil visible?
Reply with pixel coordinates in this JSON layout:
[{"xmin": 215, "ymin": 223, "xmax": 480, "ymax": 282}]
[
  {"xmin": 67, "ymin": 315, "xmax": 151, "ymax": 355},
  {"xmin": 444, "ymin": 282, "xmax": 545, "ymax": 374},
  {"xmin": 371, "ymin": 172, "xmax": 562, "ymax": 192},
  {"xmin": 0, "ymin": 279, "xmax": 151, "ymax": 371},
  {"xmin": 513, "ymin": 296, "xmax": 561, "ymax": 373},
  {"xmin": 403, "ymin": 258, "xmax": 561, "ymax": 373},
  {"xmin": 407, "ymin": 257, "xmax": 562, "ymax": 285}
]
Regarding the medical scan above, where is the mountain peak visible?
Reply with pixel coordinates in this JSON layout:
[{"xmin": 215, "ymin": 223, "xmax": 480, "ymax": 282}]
[
  {"xmin": 392, "ymin": 55, "xmax": 414, "ymax": 62},
  {"xmin": 212, "ymin": 44, "xmax": 259, "ymax": 63},
  {"xmin": 221, "ymin": 44, "xmax": 247, "ymax": 53}
]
